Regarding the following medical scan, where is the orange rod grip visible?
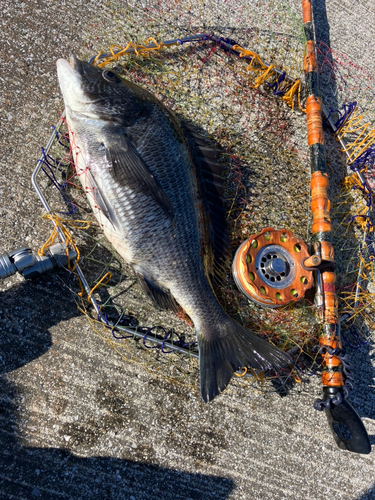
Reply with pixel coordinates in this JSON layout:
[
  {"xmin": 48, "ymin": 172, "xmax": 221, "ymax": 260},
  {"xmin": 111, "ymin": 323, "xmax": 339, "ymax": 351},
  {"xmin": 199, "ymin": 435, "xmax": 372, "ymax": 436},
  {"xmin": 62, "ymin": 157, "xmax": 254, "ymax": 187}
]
[
  {"xmin": 318, "ymin": 286, "xmax": 341, "ymax": 388},
  {"xmin": 322, "ymin": 372, "xmax": 345, "ymax": 387},
  {"xmin": 319, "ymin": 336, "xmax": 342, "ymax": 350},
  {"xmin": 302, "ymin": 0, "xmax": 312, "ymax": 23},
  {"xmin": 322, "ymin": 271, "xmax": 338, "ymax": 323},
  {"xmin": 320, "ymin": 335, "xmax": 344, "ymax": 388},
  {"xmin": 310, "ymin": 171, "xmax": 331, "ymax": 233},
  {"xmin": 322, "ymin": 353, "xmax": 342, "ymax": 367},
  {"xmin": 306, "ymin": 95, "xmax": 324, "ymax": 145},
  {"xmin": 304, "ymin": 41, "xmax": 318, "ymax": 73},
  {"xmin": 319, "ymin": 241, "xmax": 335, "ymax": 262}
]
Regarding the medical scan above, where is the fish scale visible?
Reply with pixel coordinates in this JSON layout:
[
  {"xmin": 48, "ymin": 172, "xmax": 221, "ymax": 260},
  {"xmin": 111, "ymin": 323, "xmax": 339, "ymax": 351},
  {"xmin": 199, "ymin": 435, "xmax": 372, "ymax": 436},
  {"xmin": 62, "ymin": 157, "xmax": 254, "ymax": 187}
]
[
  {"xmin": 126, "ymin": 110, "xmax": 204, "ymax": 276},
  {"xmin": 57, "ymin": 56, "xmax": 292, "ymax": 402}
]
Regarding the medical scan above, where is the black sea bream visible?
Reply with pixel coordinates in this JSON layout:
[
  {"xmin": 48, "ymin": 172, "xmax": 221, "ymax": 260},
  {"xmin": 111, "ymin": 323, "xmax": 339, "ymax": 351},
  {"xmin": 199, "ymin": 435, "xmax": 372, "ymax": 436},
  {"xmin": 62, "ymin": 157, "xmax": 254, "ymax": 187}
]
[{"xmin": 56, "ymin": 57, "xmax": 291, "ymax": 402}]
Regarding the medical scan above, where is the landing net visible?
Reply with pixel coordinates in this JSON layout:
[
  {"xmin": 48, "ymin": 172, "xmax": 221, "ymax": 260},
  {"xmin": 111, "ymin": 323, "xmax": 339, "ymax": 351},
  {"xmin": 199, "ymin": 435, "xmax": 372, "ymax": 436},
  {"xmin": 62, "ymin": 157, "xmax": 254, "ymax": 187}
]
[{"xmin": 35, "ymin": 0, "xmax": 375, "ymax": 396}]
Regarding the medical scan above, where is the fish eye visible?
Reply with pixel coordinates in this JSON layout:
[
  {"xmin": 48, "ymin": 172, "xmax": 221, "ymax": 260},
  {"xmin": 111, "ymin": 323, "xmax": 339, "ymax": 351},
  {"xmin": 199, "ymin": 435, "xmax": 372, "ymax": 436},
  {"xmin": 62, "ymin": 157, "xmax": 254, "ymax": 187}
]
[{"xmin": 102, "ymin": 70, "xmax": 121, "ymax": 83}]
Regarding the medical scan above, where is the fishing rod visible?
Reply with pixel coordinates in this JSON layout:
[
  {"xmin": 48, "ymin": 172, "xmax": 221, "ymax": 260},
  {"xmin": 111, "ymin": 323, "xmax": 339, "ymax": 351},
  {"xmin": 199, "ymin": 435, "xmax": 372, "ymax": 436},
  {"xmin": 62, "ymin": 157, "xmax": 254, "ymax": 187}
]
[
  {"xmin": 229, "ymin": 4, "xmax": 371, "ymax": 452},
  {"xmin": 301, "ymin": 0, "xmax": 370, "ymax": 454}
]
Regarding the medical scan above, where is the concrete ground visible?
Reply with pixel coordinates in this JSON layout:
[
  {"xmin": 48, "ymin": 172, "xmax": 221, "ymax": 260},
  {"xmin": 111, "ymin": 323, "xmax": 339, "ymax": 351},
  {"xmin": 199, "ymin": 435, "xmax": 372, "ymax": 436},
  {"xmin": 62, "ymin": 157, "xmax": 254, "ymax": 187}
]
[{"xmin": 0, "ymin": 0, "xmax": 375, "ymax": 499}]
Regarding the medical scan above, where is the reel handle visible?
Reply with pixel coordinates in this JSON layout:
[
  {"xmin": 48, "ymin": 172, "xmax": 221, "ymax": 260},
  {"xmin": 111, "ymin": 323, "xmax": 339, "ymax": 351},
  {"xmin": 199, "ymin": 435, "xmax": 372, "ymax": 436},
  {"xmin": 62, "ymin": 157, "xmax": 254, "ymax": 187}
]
[{"xmin": 323, "ymin": 387, "xmax": 371, "ymax": 454}]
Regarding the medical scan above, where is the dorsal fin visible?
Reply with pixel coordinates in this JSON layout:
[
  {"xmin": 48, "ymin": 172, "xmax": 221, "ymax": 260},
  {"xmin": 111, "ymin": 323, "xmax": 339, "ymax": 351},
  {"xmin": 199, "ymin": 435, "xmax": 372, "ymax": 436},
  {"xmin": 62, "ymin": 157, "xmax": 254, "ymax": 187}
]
[{"xmin": 181, "ymin": 121, "xmax": 231, "ymax": 280}]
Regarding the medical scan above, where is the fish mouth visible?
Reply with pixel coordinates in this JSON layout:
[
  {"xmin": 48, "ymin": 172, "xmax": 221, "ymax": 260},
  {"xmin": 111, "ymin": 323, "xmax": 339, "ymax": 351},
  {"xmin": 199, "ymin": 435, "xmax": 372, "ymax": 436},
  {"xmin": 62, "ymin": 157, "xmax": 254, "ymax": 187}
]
[
  {"xmin": 57, "ymin": 56, "xmax": 97, "ymax": 80},
  {"xmin": 69, "ymin": 55, "xmax": 83, "ymax": 73},
  {"xmin": 56, "ymin": 57, "xmax": 90, "ymax": 114},
  {"xmin": 57, "ymin": 56, "xmax": 109, "ymax": 118},
  {"xmin": 68, "ymin": 55, "xmax": 104, "ymax": 84},
  {"xmin": 56, "ymin": 56, "xmax": 79, "ymax": 81},
  {"xmin": 57, "ymin": 56, "xmax": 102, "ymax": 90}
]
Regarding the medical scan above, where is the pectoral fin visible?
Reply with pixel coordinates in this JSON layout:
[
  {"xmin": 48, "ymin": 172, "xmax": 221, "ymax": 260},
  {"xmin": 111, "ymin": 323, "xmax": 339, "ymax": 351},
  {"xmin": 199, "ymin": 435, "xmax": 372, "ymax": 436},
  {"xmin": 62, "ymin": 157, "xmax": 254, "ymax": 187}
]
[
  {"xmin": 105, "ymin": 138, "xmax": 175, "ymax": 220},
  {"xmin": 85, "ymin": 169, "xmax": 121, "ymax": 231}
]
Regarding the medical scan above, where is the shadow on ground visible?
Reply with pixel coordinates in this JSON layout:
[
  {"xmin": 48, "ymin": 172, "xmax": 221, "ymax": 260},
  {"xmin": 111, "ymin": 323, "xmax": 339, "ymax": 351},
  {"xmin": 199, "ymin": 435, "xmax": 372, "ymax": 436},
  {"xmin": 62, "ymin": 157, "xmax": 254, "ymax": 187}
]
[
  {"xmin": 0, "ymin": 275, "xmax": 234, "ymax": 499},
  {"xmin": 0, "ymin": 383, "xmax": 234, "ymax": 500},
  {"xmin": 357, "ymin": 485, "xmax": 375, "ymax": 500}
]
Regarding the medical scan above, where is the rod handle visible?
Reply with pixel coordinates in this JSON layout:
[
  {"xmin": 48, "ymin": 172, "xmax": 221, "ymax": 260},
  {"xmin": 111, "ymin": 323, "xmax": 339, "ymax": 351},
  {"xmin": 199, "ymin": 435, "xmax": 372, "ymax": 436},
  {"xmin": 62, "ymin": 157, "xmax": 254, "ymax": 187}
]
[{"xmin": 323, "ymin": 388, "xmax": 371, "ymax": 454}]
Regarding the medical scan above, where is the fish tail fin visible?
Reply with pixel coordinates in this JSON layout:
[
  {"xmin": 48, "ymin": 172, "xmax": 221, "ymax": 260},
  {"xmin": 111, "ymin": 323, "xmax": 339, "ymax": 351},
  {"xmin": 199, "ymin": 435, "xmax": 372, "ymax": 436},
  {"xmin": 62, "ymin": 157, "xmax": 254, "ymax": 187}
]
[{"xmin": 197, "ymin": 318, "xmax": 292, "ymax": 402}]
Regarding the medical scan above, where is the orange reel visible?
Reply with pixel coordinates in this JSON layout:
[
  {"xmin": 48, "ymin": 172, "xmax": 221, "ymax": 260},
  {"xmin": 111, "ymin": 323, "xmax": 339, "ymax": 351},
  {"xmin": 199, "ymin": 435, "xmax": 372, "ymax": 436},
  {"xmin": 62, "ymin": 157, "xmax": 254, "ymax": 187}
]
[{"xmin": 232, "ymin": 227, "xmax": 314, "ymax": 308}]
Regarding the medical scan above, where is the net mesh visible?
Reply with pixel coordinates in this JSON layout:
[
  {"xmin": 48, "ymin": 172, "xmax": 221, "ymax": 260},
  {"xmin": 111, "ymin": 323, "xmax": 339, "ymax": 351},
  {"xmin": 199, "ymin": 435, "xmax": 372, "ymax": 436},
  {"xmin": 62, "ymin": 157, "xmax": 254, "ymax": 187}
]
[{"xmin": 37, "ymin": 0, "xmax": 375, "ymax": 395}]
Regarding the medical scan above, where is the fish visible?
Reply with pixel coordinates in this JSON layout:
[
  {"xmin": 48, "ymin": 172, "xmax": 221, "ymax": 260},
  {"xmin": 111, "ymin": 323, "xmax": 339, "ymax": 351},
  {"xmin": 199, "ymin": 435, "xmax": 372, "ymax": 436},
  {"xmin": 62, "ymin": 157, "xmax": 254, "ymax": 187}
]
[{"xmin": 56, "ymin": 56, "xmax": 292, "ymax": 402}]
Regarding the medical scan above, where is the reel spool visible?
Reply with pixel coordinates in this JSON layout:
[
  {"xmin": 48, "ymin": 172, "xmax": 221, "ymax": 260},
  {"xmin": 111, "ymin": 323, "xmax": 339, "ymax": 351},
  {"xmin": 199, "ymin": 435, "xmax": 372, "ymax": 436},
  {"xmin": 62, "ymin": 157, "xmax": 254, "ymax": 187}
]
[{"xmin": 232, "ymin": 227, "xmax": 314, "ymax": 308}]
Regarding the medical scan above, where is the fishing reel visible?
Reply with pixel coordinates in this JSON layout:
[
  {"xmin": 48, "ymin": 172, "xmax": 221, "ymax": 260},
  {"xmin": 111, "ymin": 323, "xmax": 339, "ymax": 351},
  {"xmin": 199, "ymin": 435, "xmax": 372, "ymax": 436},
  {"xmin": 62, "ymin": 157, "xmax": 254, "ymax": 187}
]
[{"xmin": 232, "ymin": 227, "xmax": 320, "ymax": 308}]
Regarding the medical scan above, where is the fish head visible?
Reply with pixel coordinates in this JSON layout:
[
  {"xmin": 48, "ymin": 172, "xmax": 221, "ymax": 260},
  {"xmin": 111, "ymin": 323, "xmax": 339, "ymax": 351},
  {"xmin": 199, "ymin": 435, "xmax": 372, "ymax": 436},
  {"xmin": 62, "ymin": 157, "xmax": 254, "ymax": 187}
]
[{"xmin": 56, "ymin": 56, "xmax": 142, "ymax": 124}]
